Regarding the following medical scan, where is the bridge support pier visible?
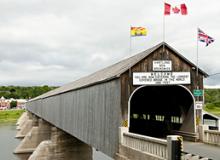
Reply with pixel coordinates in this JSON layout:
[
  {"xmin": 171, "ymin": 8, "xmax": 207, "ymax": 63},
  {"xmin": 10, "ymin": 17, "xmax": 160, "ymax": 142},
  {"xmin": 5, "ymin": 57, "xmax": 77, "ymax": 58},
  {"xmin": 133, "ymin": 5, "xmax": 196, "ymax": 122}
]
[
  {"xmin": 16, "ymin": 111, "xmax": 28, "ymax": 130},
  {"xmin": 15, "ymin": 112, "xmax": 93, "ymax": 160},
  {"xmin": 15, "ymin": 111, "xmax": 34, "ymax": 139},
  {"xmin": 14, "ymin": 118, "xmax": 51, "ymax": 154},
  {"xmin": 28, "ymin": 127, "xmax": 92, "ymax": 160}
]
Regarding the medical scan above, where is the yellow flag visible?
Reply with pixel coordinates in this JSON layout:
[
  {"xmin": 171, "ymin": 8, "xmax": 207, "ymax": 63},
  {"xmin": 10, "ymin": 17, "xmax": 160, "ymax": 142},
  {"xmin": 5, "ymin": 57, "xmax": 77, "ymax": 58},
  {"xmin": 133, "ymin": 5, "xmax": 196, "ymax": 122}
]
[{"xmin": 130, "ymin": 27, "xmax": 147, "ymax": 37}]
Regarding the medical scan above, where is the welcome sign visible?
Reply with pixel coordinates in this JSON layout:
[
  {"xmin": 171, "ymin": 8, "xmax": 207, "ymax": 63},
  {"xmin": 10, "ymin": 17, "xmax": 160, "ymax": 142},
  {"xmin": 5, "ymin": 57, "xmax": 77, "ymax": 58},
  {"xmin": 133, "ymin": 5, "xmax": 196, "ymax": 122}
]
[{"xmin": 133, "ymin": 72, "xmax": 191, "ymax": 85}]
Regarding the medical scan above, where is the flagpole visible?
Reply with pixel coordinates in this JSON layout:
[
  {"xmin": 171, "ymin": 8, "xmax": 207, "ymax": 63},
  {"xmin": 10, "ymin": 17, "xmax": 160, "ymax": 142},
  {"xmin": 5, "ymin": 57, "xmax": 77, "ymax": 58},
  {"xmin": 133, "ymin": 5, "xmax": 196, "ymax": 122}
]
[
  {"xmin": 196, "ymin": 27, "xmax": 199, "ymax": 89},
  {"xmin": 163, "ymin": 0, "xmax": 165, "ymax": 52},
  {"xmin": 128, "ymin": 26, "xmax": 132, "ymax": 128},
  {"xmin": 129, "ymin": 26, "xmax": 132, "ymax": 56},
  {"xmin": 163, "ymin": 2, "xmax": 165, "ymax": 42}
]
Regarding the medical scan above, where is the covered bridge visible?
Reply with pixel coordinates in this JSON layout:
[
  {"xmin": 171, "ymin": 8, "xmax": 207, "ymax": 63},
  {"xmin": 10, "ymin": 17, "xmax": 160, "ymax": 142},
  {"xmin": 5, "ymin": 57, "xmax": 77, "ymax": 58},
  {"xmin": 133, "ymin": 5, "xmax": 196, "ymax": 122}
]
[{"xmin": 27, "ymin": 42, "xmax": 208, "ymax": 158}]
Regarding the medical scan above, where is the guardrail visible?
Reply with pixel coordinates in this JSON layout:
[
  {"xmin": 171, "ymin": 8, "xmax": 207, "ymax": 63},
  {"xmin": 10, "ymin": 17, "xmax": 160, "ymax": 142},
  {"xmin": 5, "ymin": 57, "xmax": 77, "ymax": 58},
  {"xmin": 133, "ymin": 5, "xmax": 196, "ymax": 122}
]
[
  {"xmin": 119, "ymin": 127, "xmax": 211, "ymax": 160},
  {"xmin": 204, "ymin": 130, "xmax": 220, "ymax": 145},
  {"xmin": 122, "ymin": 132, "xmax": 168, "ymax": 159}
]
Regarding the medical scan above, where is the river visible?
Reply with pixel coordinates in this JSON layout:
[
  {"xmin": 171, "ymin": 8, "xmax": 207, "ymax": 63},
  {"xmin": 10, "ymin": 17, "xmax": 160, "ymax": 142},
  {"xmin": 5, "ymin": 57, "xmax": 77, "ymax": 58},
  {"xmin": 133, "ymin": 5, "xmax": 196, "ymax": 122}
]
[{"xmin": 0, "ymin": 122, "xmax": 113, "ymax": 160}]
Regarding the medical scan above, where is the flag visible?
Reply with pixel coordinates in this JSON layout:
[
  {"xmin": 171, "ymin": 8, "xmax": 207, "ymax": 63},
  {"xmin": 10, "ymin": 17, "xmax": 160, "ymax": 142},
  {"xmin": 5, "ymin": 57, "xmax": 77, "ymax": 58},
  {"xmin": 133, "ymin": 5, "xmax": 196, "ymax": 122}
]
[
  {"xmin": 164, "ymin": 3, "xmax": 171, "ymax": 15},
  {"xmin": 198, "ymin": 28, "xmax": 214, "ymax": 46},
  {"xmin": 164, "ymin": 3, "xmax": 188, "ymax": 15},
  {"xmin": 130, "ymin": 27, "xmax": 147, "ymax": 37},
  {"xmin": 172, "ymin": 6, "xmax": 180, "ymax": 14},
  {"xmin": 181, "ymin": 4, "xmax": 187, "ymax": 15}
]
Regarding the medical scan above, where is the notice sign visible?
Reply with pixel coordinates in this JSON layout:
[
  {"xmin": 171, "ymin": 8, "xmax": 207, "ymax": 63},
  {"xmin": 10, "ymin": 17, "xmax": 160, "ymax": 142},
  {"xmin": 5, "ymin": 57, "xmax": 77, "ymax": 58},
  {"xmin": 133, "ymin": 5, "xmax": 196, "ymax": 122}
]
[
  {"xmin": 193, "ymin": 90, "xmax": 203, "ymax": 97},
  {"xmin": 195, "ymin": 101, "xmax": 203, "ymax": 109},
  {"xmin": 153, "ymin": 60, "xmax": 172, "ymax": 71},
  {"xmin": 133, "ymin": 72, "xmax": 191, "ymax": 85}
]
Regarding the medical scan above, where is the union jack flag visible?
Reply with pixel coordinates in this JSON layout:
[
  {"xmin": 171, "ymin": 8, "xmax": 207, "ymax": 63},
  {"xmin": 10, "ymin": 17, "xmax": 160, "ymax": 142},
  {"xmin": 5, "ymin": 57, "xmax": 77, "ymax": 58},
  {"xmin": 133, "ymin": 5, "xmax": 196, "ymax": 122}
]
[{"xmin": 198, "ymin": 28, "xmax": 214, "ymax": 46}]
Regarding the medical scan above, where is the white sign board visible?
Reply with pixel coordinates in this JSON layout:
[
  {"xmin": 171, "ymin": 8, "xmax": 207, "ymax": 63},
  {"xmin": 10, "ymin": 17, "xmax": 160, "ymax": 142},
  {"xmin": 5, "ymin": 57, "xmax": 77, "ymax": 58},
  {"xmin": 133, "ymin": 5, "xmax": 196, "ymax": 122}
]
[
  {"xmin": 133, "ymin": 72, "xmax": 191, "ymax": 85},
  {"xmin": 195, "ymin": 101, "xmax": 203, "ymax": 109},
  {"xmin": 153, "ymin": 60, "xmax": 172, "ymax": 71}
]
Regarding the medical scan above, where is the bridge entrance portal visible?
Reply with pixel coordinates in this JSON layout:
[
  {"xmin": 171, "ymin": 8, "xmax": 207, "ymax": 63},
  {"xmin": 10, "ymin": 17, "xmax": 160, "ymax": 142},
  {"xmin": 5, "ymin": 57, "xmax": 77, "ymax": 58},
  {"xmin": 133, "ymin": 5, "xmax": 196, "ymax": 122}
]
[{"xmin": 129, "ymin": 85, "xmax": 195, "ymax": 138}]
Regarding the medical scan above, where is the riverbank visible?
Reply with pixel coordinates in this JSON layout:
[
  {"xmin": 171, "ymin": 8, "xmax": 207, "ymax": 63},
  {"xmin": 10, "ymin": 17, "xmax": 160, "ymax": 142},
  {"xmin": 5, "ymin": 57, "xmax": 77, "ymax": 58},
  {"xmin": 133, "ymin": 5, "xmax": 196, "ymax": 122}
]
[{"xmin": 0, "ymin": 109, "xmax": 25, "ymax": 123}]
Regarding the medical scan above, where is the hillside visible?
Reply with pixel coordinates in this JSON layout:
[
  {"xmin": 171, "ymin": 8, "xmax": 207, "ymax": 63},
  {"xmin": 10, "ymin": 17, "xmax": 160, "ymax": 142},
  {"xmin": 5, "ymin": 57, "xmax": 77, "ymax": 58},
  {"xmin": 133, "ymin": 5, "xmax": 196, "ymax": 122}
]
[
  {"xmin": 204, "ymin": 88, "xmax": 220, "ymax": 116},
  {"xmin": 0, "ymin": 86, "xmax": 57, "ymax": 99}
]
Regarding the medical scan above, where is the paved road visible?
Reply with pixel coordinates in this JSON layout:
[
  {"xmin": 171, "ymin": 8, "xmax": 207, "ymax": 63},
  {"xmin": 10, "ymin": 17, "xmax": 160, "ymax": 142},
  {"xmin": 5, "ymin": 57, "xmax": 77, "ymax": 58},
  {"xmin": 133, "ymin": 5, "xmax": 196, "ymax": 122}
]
[{"xmin": 184, "ymin": 141, "xmax": 220, "ymax": 160}]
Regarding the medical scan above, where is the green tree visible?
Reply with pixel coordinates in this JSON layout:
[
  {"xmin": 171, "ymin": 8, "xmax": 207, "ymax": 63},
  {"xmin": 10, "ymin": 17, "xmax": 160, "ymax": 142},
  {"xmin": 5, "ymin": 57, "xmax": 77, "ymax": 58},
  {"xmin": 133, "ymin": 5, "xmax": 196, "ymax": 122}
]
[
  {"xmin": 0, "ymin": 86, "xmax": 57, "ymax": 99},
  {"xmin": 10, "ymin": 88, "xmax": 16, "ymax": 93},
  {"xmin": 10, "ymin": 101, "xmax": 17, "ymax": 108}
]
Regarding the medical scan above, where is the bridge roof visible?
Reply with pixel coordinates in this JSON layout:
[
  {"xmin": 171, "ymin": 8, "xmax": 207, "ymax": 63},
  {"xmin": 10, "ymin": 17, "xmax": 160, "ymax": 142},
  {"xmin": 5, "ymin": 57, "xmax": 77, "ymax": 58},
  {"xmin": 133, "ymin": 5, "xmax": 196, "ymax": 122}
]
[
  {"xmin": 31, "ymin": 42, "xmax": 208, "ymax": 101},
  {"xmin": 203, "ymin": 110, "xmax": 220, "ymax": 120}
]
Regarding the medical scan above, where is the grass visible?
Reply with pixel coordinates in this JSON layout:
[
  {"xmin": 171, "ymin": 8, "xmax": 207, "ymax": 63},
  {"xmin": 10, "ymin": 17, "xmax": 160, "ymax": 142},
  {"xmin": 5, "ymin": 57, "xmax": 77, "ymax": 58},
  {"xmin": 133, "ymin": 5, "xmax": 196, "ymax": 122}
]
[
  {"xmin": 204, "ymin": 108, "xmax": 220, "ymax": 116},
  {"xmin": 204, "ymin": 101, "xmax": 220, "ymax": 116},
  {"xmin": 0, "ymin": 109, "xmax": 25, "ymax": 123},
  {"xmin": 204, "ymin": 89, "xmax": 220, "ymax": 116}
]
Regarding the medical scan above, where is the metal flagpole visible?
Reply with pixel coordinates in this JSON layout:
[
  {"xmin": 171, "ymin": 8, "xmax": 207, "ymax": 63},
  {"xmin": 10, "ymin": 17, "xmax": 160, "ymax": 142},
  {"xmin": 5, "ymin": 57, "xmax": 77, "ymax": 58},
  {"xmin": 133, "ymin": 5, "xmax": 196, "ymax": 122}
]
[
  {"xmin": 196, "ymin": 28, "xmax": 199, "ymax": 89},
  {"xmin": 163, "ymin": 4, "xmax": 165, "ymax": 42},
  {"xmin": 128, "ymin": 26, "xmax": 132, "ymax": 128},
  {"xmin": 163, "ymin": 0, "xmax": 165, "ymax": 52},
  {"xmin": 126, "ymin": 26, "xmax": 133, "ymax": 127},
  {"xmin": 129, "ymin": 26, "xmax": 132, "ymax": 56},
  {"xmin": 196, "ymin": 28, "xmax": 202, "ymax": 127}
]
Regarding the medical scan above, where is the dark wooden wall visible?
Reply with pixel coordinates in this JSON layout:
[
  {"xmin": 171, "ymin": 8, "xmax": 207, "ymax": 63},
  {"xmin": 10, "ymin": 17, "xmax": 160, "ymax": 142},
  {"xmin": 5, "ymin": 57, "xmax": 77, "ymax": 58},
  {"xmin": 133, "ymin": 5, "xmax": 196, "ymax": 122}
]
[{"xmin": 120, "ymin": 46, "xmax": 204, "ymax": 123}]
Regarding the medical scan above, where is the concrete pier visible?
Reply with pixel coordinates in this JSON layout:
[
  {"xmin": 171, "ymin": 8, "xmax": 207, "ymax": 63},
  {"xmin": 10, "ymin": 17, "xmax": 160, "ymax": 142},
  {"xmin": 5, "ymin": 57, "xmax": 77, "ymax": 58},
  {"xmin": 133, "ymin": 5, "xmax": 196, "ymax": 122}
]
[
  {"xmin": 15, "ymin": 112, "xmax": 34, "ymax": 139},
  {"xmin": 28, "ymin": 127, "xmax": 92, "ymax": 160},
  {"xmin": 28, "ymin": 140, "xmax": 53, "ymax": 160},
  {"xmin": 15, "ymin": 112, "xmax": 93, "ymax": 160},
  {"xmin": 14, "ymin": 118, "xmax": 51, "ymax": 154},
  {"xmin": 50, "ymin": 127, "xmax": 92, "ymax": 160},
  {"xmin": 16, "ymin": 112, "xmax": 28, "ymax": 130}
]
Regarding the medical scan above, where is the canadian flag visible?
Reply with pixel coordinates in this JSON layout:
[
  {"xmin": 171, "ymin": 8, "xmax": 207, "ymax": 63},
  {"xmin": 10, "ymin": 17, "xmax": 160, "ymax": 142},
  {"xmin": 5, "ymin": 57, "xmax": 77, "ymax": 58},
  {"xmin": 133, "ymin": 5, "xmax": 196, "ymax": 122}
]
[{"xmin": 164, "ymin": 3, "xmax": 188, "ymax": 15}]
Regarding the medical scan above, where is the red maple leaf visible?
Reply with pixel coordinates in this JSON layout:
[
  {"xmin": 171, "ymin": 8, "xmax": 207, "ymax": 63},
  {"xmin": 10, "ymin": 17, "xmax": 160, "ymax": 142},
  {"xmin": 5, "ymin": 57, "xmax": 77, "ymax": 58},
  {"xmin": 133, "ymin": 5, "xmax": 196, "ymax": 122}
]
[{"xmin": 172, "ymin": 6, "xmax": 180, "ymax": 14}]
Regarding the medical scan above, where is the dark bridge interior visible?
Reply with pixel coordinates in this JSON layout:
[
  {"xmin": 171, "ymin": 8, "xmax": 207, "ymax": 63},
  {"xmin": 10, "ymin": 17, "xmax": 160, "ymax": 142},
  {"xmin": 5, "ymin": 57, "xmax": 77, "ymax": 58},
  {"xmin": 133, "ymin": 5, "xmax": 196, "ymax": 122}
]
[{"xmin": 129, "ymin": 85, "xmax": 194, "ymax": 138}]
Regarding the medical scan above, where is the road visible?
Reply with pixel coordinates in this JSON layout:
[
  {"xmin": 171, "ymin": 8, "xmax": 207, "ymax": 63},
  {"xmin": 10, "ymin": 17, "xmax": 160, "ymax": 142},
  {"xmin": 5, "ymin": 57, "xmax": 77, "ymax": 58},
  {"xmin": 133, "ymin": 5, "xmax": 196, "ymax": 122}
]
[{"xmin": 184, "ymin": 141, "xmax": 220, "ymax": 160}]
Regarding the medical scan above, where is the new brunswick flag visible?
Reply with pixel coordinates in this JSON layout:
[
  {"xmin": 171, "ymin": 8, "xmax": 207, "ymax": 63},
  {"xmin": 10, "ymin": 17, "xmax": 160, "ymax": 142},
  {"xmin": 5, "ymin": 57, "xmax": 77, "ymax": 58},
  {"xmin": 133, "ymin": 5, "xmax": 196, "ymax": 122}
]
[{"xmin": 130, "ymin": 27, "xmax": 147, "ymax": 37}]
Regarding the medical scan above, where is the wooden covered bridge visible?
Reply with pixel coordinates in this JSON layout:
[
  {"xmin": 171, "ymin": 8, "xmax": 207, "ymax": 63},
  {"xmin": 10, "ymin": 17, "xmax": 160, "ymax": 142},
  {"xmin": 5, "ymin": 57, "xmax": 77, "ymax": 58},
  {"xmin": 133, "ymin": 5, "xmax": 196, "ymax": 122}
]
[{"xmin": 19, "ymin": 42, "xmax": 215, "ymax": 159}]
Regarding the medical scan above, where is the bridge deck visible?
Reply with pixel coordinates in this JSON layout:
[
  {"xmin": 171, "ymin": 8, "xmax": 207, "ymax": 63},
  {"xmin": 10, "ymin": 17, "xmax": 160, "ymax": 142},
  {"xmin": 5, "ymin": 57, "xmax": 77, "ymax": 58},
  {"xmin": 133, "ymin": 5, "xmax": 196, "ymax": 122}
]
[{"xmin": 184, "ymin": 141, "xmax": 220, "ymax": 160}]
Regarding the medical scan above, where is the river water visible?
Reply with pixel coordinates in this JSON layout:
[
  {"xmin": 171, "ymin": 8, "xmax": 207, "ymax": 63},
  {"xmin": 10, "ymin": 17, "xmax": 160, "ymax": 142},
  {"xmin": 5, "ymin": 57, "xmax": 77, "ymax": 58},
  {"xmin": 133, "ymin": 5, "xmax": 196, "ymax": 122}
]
[{"xmin": 0, "ymin": 123, "xmax": 113, "ymax": 160}]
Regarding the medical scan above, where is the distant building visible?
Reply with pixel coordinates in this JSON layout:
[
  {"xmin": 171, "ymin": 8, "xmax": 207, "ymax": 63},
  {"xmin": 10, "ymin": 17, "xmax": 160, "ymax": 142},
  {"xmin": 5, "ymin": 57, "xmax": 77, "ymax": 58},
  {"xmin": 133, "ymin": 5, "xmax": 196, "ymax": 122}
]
[
  {"xmin": 16, "ymin": 99, "xmax": 27, "ymax": 109},
  {"xmin": 0, "ymin": 96, "xmax": 27, "ymax": 110},
  {"xmin": 0, "ymin": 96, "xmax": 10, "ymax": 110}
]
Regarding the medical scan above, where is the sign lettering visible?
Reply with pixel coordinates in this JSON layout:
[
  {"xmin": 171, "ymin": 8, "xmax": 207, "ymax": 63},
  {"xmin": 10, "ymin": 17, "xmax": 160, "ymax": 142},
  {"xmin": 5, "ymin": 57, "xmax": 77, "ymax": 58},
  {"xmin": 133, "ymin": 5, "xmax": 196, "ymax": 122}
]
[
  {"xmin": 193, "ymin": 90, "xmax": 203, "ymax": 97},
  {"xmin": 153, "ymin": 60, "xmax": 172, "ymax": 71},
  {"xmin": 195, "ymin": 101, "xmax": 203, "ymax": 109},
  {"xmin": 133, "ymin": 72, "xmax": 191, "ymax": 85}
]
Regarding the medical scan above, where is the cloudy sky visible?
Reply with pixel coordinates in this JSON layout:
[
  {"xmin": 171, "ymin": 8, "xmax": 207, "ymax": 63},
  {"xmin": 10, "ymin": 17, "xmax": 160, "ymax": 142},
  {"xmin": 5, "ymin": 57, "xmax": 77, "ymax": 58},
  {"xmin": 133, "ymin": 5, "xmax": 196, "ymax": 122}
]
[{"xmin": 0, "ymin": 0, "xmax": 219, "ymax": 87}]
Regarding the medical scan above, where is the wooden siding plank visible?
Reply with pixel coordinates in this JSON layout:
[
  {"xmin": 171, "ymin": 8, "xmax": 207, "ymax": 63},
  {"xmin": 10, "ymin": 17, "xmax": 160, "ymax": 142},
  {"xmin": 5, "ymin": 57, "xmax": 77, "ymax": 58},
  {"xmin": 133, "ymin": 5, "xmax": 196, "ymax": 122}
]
[{"xmin": 26, "ymin": 79, "xmax": 121, "ymax": 158}]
